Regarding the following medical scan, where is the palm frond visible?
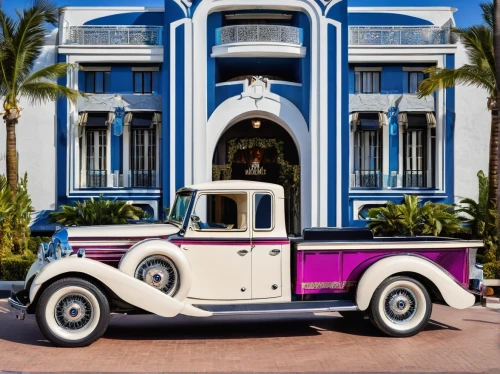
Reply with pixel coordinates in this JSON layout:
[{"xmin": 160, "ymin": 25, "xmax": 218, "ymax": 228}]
[
  {"xmin": 19, "ymin": 81, "xmax": 79, "ymax": 105},
  {"xmin": 0, "ymin": 0, "xmax": 60, "ymax": 104},
  {"xmin": 418, "ymin": 65, "xmax": 495, "ymax": 98},
  {"xmin": 452, "ymin": 25, "xmax": 495, "ymax": 82},
  {"xmin": 21, "ymin": 62, "xmax": 75, "ymax": 86},
  {"xmin": 480, "ymin": 2, "xmax": 494, "ymax": 29}
]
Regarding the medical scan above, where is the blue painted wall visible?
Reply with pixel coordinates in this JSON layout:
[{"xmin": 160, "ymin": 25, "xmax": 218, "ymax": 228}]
[
  {"xmin": 56, "ymin": 54, "xmax": 68, "ymax": 206},
  {"xmin": 348, "ymin": 13, "xmax": 434, "ymax": 26},
  {"xmin": 84, "ymin": 12, "xmax": 164, "ymax": 26},
  {"xmin": 79, "ymin": 66, "xmax": 161, "ymax": 94},
  {"xmin": 162, "ymin": 5, "xmax": 186, "ymax": 212},
  {"xmin": 348, "ymin": 63, "xmax": 434, "ymax": 95}
]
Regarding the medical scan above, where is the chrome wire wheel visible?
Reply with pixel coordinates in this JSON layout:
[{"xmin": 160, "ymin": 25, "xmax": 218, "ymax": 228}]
[
  {"xmin": 55, "ymin": 293, "xmax": 94, "ymax": 332},
  {"xmin": 370, "ymin": 276, "xmax": 432, "ymax": 337},
  {"xmin": 383, "ymin": 287, "xmax": 417, "ymax": 324},
  {"xmin": 135, "ymin": 255, "xmax": 179, "ymax": 296}
]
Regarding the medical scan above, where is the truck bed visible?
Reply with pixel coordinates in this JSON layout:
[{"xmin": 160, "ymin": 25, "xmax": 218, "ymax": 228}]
[{"xmin": 291, "ymin": 228, "xmax": 482, "ymax": 295}]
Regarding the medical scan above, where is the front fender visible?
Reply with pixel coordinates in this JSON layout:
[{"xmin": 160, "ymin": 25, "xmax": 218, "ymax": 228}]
[
  {"xmin": 356, "ymin": 255, "xmax": 475, "ymax": 311},
  {"xmin": 118, "ymin": 239, "xmax": 192, "ymax": 302},
  {"xmin": 30, "ymin": 257, "xmax": 209, "ymax": 318}
]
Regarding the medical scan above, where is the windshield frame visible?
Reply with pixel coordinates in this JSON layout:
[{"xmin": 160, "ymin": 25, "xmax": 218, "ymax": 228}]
[{"xmin": 167, "ymin": 190, "xmax": 195, "ymax": 227}]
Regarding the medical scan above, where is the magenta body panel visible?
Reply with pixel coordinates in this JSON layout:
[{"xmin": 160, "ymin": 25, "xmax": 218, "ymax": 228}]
[{"xmin": 294, "ymin": 247, "xmax": 470, "ymax": 294}]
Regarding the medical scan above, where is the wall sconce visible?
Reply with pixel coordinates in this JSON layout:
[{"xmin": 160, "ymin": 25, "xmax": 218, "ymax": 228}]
[{"xmin": 252, "ymin": 119, "xmax": 261, "ymax": 129}]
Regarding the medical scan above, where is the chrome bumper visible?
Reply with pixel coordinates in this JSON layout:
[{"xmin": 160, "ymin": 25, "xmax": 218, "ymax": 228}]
[{"xmin": 8, "ymin": 289, "xmax": 30, "ymax": 320}]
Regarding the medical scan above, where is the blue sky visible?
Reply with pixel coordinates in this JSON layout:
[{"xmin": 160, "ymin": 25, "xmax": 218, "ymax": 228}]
[{"xmin": 2, "ymin": 0, "xmax": 485, "ymax": 27}]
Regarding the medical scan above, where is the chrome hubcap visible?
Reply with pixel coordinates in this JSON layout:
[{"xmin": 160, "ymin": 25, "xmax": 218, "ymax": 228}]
[
  {"xmin": 55, "ymin": 294, "xmax": 94, "ymax": 331},
  {"xmin": 384, "ymin": 287, "xmax": 417, "ymax": 324},
  {"xmin": 135, "ymin": 255, "xmax": 179, "ymax": 296}
]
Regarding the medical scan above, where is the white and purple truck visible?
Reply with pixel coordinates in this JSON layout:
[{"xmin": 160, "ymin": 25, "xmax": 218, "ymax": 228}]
[{"xmin": 9, "ymin": 181, "xmax": 485, "ymax": 347}]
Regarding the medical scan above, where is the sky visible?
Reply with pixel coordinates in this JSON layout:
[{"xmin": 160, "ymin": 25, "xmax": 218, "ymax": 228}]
[{"xmin": 2, "ymin": 0, "xmax": 486, "ymax": 27}]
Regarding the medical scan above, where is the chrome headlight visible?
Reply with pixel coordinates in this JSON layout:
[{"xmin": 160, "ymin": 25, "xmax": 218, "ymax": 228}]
[{"xmin": 37, "ymin": 242, "xmax": 48, "ymax": 262}]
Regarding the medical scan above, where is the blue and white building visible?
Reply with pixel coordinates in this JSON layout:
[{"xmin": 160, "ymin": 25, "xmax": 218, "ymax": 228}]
[{"xmin": 3, "ymin": 1, "xmax": 491, "ymax": 234}]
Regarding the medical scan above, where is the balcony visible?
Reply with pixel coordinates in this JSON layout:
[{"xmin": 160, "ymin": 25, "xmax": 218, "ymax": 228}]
[
  {"xmin": 65, "ymin": 26, "xmax": 163, "ymax": 46},
  {"xmin": 349, "ymin": 26, "xmax": 451, "ymax": 46},
  {"xmin": 212, "ymin": 25, "xmax": 306, "ymax": 58}
]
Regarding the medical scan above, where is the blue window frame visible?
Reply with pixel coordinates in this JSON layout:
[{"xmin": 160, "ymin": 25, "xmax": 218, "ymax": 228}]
[
  {"xmin": 85, "ymin": 71, "xmax": 109, "ymax": 93},
  {"xmin": 133, "ymin": 71, "xmax": 153, "ymax": 94},
  {"xmin": 408, "ymin": 72, "xmax": 425, "ymax": 94}
]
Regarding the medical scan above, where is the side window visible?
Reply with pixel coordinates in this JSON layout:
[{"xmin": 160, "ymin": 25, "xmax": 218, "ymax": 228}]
[
  {"xmin": 254, "ymin": 193, "xmax": 272, "ymax": 230},
  {"xmin": 192, "ymin": 193, "xmax": 247, "ymax": 231}
]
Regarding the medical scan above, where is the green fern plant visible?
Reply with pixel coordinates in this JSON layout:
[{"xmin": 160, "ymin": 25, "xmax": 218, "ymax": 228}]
[
  {"xmin": 49, "ymin": 196, "xmax": 148, "ymax": 226},
  {"xmin": 456, "ymin": 170, "xmax": 499, "ymax": 278},
  {"xmin": 367, "ymin": 195, "xmax": 463, "ymax": 237}
]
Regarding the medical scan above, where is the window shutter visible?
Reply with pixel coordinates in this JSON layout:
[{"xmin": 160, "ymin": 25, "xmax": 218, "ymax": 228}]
[
  {"xmin": 378, "ymin": 112, "xmax": 388, "ymax": 127},
  {"xmin": 398, "ymin": 112, "xmax": 408, "ymax": 129},
  {"xmin": 350, "ymin": 112, "xmax": 360, "ymax": 131},
  {"xmin": 426, "ymin": 112, "xmax": 437, "ymax": 128}
]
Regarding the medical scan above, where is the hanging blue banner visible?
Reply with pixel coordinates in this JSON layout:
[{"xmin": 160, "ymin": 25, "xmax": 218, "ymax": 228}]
[
  {"xmin": 387, "ymin": 106, "xmax": 399, "ymax": 136},
  {"xmin": 113, "ymin": 107, "xmax": 125, "ymax": 136}
]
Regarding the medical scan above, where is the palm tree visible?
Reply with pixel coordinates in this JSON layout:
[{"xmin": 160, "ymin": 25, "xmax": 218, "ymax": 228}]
[
  {"xmin": 418, "ymin": 2, "xmax": 498, "ymax": 213},
  {"xmin": 0, "ymin": 0, "xmax": 79, "ymax": 192}
]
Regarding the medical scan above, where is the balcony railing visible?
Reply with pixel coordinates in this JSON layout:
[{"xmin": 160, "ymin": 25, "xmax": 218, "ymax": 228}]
[
  {"xmin": 349, "ymin": 26, "xmax": 451, "ymax": 46},
  {"xmin": 66, "ymin": 26, "xmax": 163, "ymax": 46},
  {"xmin": 216, "ymin": 25, "xmax": 303, "ymax": 45}
]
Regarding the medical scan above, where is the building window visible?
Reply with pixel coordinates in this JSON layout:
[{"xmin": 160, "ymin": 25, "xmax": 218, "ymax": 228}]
[
  {"xmin": 408, "ymin": 72, "xmax": 425, "ymax": 94},
  {"xmin": 85, "ymin": 71, "xmax": 109, "ymax": 93},
  {"xmin": 133, "ymin": 71, "xmax": 153, "ymax": 94},
  {"xmin": 353, "ymin": 112, "xmax": 382, "ymax": 188},
  {"xmin": 355, "ymin": 71, "xmax": 381, "ymax": 94},
  {"xmin": 129, "ymin": 113, "xmax": 158, "ymax": 187},
  {"xmin": 79, "ymin": 112, "xmax": 109, "ymax": 188},
  {"xmin": 402, "ymin": 113, "xmax": 436, "ymax": 188}
]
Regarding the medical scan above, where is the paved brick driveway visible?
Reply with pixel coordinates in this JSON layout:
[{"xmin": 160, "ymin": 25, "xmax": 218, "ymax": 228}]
[{"xmin": 0, "ymin": 299, "xmax": 499, "ymax": 373}]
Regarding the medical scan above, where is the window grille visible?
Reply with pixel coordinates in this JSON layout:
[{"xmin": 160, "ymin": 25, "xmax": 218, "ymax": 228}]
[
  {"xmin": 130, "ymin": 126, "xmax": 157, "ymax": 187},
  {"xmin": 353, "ymin": 129, "xmax": 382, "ymax": 188},
  {"xmin": 85, "ymin": 129, "xmax": 107, "ymax": 187}
]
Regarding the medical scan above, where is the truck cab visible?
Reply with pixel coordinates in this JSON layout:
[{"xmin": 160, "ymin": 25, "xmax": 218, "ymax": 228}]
[{"xmin": 168, "ymin": 181, "xmax": 291, "ymax": 302}]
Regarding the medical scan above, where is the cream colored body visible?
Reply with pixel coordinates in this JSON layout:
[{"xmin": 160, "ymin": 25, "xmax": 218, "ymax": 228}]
[
  {"xmin": 24, "ymin": 181, "xmax": 478, "ymax": 322},
  {"xmin": 356, "ymin": 255, "xmax": 476, "ymax": 311}
]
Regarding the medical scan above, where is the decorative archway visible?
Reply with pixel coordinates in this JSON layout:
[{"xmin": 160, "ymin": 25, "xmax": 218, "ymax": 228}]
[
  {"xmin": 212, "ymin": 120, "xmax": 302, "ymax": 234},
  {"xmin": 203, "ymin": 92, "xmax": 311, "ymax": 230}
]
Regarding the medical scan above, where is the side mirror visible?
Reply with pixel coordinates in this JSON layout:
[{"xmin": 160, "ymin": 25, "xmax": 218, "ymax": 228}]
[{"xmin": 191, "ymin": 215, "xmax": 201, "ymax": 223}]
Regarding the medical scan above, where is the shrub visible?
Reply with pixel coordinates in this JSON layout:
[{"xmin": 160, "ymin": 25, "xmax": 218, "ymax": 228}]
[
  {"xmin": 49, "ymin": 196, "xmax": 147, "ymax": 226},
  {"xmin": 0, "ymin": 252, "xmax": 36, "ymax": 281},
  {"xmin": 27, "ymin": 236, "xmax": 52, "ymax": 254},
  {"xmin": 456, "ymin": 171, "xmax": 499, "ymax": 279},
  {"xmin": 367, "ymin": 195, "xmax": 463, "ymax": 237},
  {"xmin": 0, "ymin": 173, "xmax": 35, "ymax": 256}
]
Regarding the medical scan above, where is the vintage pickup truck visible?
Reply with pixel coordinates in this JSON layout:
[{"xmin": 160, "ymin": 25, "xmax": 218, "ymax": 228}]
[{"xmin": 9, "ymin": 181, "xmax": 485, "ymax": 347}]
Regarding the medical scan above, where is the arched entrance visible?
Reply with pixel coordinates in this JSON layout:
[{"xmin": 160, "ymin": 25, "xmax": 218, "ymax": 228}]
[{"xmin": 212, "ymin": 118, "xmax": 301, "ymax": 234}]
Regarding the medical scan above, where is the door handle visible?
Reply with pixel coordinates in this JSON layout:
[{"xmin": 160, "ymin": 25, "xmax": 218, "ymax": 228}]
[
  {"xmin": 269, "ymin": 249, "xmax": 281, "ymax": 256},
  {"xmin": 237, "ymin": 249, "xmax": 249, "ymax": 256}
]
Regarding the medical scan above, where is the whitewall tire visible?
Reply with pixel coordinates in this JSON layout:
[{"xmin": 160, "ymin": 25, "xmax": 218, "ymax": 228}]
[
  {"xmin": 36, "ymin": 278, "xmax": 110, "ymax": 347},
  {"xmin": 369, "ymin": 276, "xmax": 432, "ymax": 337}
]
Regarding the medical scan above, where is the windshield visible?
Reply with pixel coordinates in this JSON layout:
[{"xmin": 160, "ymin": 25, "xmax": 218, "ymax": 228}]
[{"xmin": 168, "ymin": 192, "xmax": 193, "ymax": 225}]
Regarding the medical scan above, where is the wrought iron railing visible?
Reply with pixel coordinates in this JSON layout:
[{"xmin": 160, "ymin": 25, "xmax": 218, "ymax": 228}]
[
  {"xmin": 216, "ymin": 25, "xmax": 303, "ymax": 45},
  {"xmin": 349, "ymin": 26, "xmax": 451, "ymax": 45},
  {"xmin": 66, "ymin": 26, "xmax": 163, "ymax": 46}
]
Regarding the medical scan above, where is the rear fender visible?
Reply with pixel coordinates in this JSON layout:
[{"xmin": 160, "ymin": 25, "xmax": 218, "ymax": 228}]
[
  {"xmin": 356, "ymin": 255, "xmax": 475, "ymax": 311},
  {"xmin": 30, "ymin": 257, "xmax": 210, "ymax": 318}
]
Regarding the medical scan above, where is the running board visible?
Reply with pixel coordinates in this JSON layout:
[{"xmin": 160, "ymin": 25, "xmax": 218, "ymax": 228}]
[{"xmin": 194, "ymin": 300, "xmax": 358, "ymax": 316}]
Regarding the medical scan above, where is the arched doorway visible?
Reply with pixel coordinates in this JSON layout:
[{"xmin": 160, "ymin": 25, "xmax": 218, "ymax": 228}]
[{"xmin": 212, "ymin": 118, "xmax": 301, "ymax": 235}]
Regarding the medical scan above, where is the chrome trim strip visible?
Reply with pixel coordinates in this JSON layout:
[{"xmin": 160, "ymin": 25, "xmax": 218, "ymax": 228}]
[{"xmin": 211, "ymin": 305, "xmax": 358, "ymax": 316}]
